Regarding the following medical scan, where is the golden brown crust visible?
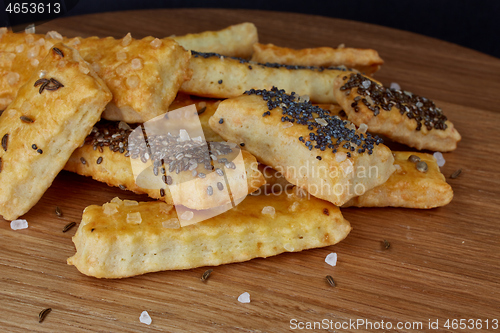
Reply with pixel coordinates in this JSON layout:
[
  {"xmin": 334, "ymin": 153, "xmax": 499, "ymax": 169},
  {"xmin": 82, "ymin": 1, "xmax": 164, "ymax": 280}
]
[
  {"xmin": 209, "ymin": 93, "xmax": 395, "ymax": 206},
  {"xmin": 64, "ymin": 136, "xmax": 265, "ymax": 210},
  {"xmin": 180, "ymin": 52, "xmax": 352, "ymax": 104},
  {"xmin": 251, "ymin": 43, "xmax": 383, "ymax": 75},
  {"xmin": 333, "ymin": 73, "xmax": 461, "ymax": 152},
  {"xmin": 0, "ymin": 43, "xmax": 112, "ymax": 220},
  {"xmin": 173, "ymin": 22, "xmax": 258, "ymax": 58},
  {"xmin": 0, "ymin": 30, "xmax": 191, "ymax": 122},
  {"xmin": 343, "ymin": 151, "xmax": 453, "ymax": 208},
  {"xmin": 67, "ymin": 192, "xmax": 351, "ymax": 278}
]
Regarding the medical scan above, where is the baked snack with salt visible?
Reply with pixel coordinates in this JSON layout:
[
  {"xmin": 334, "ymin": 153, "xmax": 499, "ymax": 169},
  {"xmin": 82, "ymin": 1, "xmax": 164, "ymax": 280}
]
[
  {"xmin": 0, "ymin": 29, "xmax": 191, "ymax": 123},
  {"xmin": 251, "ymin": 43, "xmax": 383, "ymax": 75},
  {"xmin": 172, "ymin": 22, "xmax": 258, "ymax": 58},
  {"xmin": 333, "ymin": 73, "xmax": 461, "ymax": 151},
  {"xmin": 0, "ymin": 43, "xmax": 112, "ymax": 220},
  {"xmin": 67, "ymin": 191, "xmax": 351, "ymax": 278},
  {"xmin": 180, "ymin": 51, "xmax": 353, "ymax": 104},
  {"xmin": 209, "ymin": 87, "xmax": 395, "ymax": 206},
  {"xmin": 343, "ymin": 151, "xmax": 453, "ymax": 208},
  {"xmin": 64, "ymin": 120, "xmax": 265, "ymax": 210}
]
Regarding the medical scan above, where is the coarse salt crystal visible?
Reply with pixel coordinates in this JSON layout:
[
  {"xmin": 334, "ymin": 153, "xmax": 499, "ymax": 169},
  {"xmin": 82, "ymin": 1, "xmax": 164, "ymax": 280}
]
[
  {"xmin": 394, "ymin": 164, "xmax": 402, "ymax": 172},
  {"xmin": 123, "ymin": 200, "xmax": 139, "ymax": 206},
  {"xmin": 261, "ymin": 206, "xmax": 275, "ymax": 216},
  {"xmin": 325, "ymin": 252, "xmax": 337, "ymax": 266},
  {"xmin": 335, "ymin": 152, "xmax": 347, "ymax": 163},
  {"xmin": 337, "ymin": 43, "xmax": 345, "ymax": 49},
  {"xmin": 150, "ymin": 38, "xmax": 162, "ymax": 48},
  {"xmin": 35, "ymin": 38, "xmax": 45, "ymax": 46},
  {"xmin": 282, "ymin": 122, "xmax": 293, "ymax": 129},
  {"xmin": 30, "ymin": 59, "xmax": 39, "ymax": 67},
  {"xmin": 358, "ymin": 123, "xmax": 368, "ymax": 133},
  {"xmin": 433, "ymin": 152, "xmax": 445, "ymax": 167},
  {"xmin": 238, "ymin": 292, "xmax": 251, "ymax": 303},
  {"xmin": 362, "ymin": 80, "xmax": 371, "ymax": 89},
  {"xmin": 78, "ymin": 62, "xmax": 90, "ymax": 74},
  {"xmin": 162, "ymin": 218, "xmax": 180, "ymax": 229},
  {"xmin": 118, "ymin": 121, "xmax": 131, "ymax": 131},
  {"xmin": 284, "ymin": 243, "xmax": 294, "ymax": 252},
  {"xmin": 10, "ymin": 219, "xmax": 28, "ymax": 230},
  {"xmin": 116, "ymin": 51, "xmax": 127, "ymax": 61},
  {"xmin": 0, "ymin": 27, "xmax": 7, "ymax": 38},
  {"xmin": 131, "ymin": 58, "xmax": 143, "ymax": 70},
  {"xmin": 6, "ymin": 72, "xmax": 20, "ymax": 86},
  {"xmin": 139, "ymin": 311, "xmax": 152, "ymax": 325},
  {"xmin": 180, "ymin": 210, "xmax": 194, "ymax": 221},
  {"xmin": 126, "ymin": 75, "xmax": 140, "ymax": 89},
  {"xmin": 390, "ymin": 82, "xmax": 401, "ymax": 90},
  {"xmin": 15, "ymin": 44, "xmax": 24, "ymax": 53},
  {"xmin": 25, "ymin": 24, "xmax": 35, "ymax": 34},
  {"xmin": 110, "ymin": 197, "xmax": 123, "ymax": 204},
  {"xmin": 103, "ymin": 203, "xmax": 119, "ymax": 216},
  {"xmin": 39, "ymin": 70, "xmax": 47, "ymax": 78},
  {"xmin": 126, "ymin": 212, "xmax": 142, "ymax": 224},
  {"xmin": 289, "ymin": 201, "xmax": 299, "ymax": 212},
  {"xmin": 25, "ymin": 34, "xmax": 35, "ymax": 44},
  {"xmin": 121, "ymin": 32, "xmax": 132, "ymax": 46},
  {"xmin": 91, "ymin": 62, "xmax": 101, "ymax": 73},
  {"xmin": 178, "ymin": 129, "xmax": 190, "ymax": 142},
  {"xmin": 27, "ymin": 45, "xmax": 40, "ymax": 58}
]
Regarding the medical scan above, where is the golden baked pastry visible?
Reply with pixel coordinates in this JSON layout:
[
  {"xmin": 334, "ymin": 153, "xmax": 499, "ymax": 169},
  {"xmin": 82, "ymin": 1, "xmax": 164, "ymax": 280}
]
[
  {"xmin": 67, "ymin": 192, "xmax": 351, "ymax": 278},
  {"xmin": 168, "ymin": 93, "xmax": 223, "ymax": 142},
  {"xmin": 343, "ymin": 151, "xmax": 453, "ymax": 208},
  {"xmin": 209, "ymin": 88, "xmax": 395, "ymax": 206},
  {"xmin": 0, "ymin": 29, "xmax": 191, "ymax": 123},
  {"xmin": 64, "ymin": 120, "xmax": 265, "ymax": 210},
  {"xmin": 180, "ymin": 51, "xmax": 353, "ymax": 104},
  {"xmin": 172, "ymin": 22, "xmax": 258, "ymax": 58},
  {"xmin": 0, "ymin": 43, "xmax": 112, "ymax": 220},
  {"xmin": 251, "ymin": 43, "xmax": 383, "ymax": 75},
  {"xmin": 333, "ymin": 73, "xmax": 461, "ymax": 151}
]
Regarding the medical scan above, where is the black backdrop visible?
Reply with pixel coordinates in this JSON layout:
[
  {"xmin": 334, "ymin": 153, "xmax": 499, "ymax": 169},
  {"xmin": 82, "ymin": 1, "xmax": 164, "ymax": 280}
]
[{"xmin": 1, "ymin": 0, "xmax": 499, "ymax": 58}]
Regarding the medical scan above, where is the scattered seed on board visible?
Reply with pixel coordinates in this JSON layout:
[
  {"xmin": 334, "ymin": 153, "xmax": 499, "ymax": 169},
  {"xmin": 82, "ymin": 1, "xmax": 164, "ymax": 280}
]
[
  {"xmin": 416, "ymin": 161, "xmax": 428, "ymax": 173},
  {"xmin": 96, "ymin": 156, "xmax": 103, "ymax": 165},
  {"xmin": 326, "ymin": 275, "xmax": 336, "ymax": 287},
  {"xmin": 62, "ymin": 222, "xmax": 76, "ymax": 233},
  {"xmin": 52, "ymin": 47, "xmax": 64, "ymax": 57},
  {"xmin": 382, "ymin": 239, "xmax": 391, "ymax": 249},
  {"xmin": 1, "ymin": 133, "xmax": 8, "ymax": 151},
  {"xmin": 55, "ymin": 206, "xmax": 63, "ymax": 217},
  {"xmin": 201, "ymin": 269, "xmax": 213, "ymax": 282},
  {"xmin": 38, "ymin": 308, "xmax": 52, "ymax": 323},
  {"xmin": 450, "ymin": 169, "xmax": 462, "ymax": 179},
  {"xmin": 408, "ymin": 155, "xmax": 420, "ymax": 163},
  {"xmin": 119, "ymin": 184, "xmax": 126, "ymax": 190},
  {"xmin": 20, "ymin": 115, "xmax": 34, "ymax": 123}
]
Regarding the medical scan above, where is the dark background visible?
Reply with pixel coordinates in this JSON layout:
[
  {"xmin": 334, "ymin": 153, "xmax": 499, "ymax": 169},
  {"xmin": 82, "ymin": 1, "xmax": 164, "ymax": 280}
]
[{"xmin": 1, "ymin": 0, "xmax": 499, "ymax": 58}]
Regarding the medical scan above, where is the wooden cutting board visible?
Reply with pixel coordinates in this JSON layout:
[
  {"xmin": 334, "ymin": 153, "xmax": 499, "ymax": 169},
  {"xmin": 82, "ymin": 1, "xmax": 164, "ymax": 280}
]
[{"xmin": 1, "ymin": 9, "xmax": 499, "ymax": 332}]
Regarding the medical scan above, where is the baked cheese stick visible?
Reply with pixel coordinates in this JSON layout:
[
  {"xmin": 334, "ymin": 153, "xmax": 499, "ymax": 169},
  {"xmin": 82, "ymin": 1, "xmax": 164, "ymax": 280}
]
[
  {"xmin": 172, "ymin": 22, "xmax": 258, "ymax": 58},
  {"xmin": 0, "ymin": 29, "xmax": 191, "ymax": 123},
  {"xmin": 64, "ymin": 121, "xmax": 265, "ymax": 210},
  {"xmin": 0, "ymin": 43, "xmax": 112, "ymax": 220},
  {"xmin": 209, "ymin": 88, "xmax": 395, "ymax": 206},
  {"xmin": 251, "ymin": 43, "xmax": 383, "ymax": 75},
  {"xmin": 333, "ymin": 73, "xmax": 461, "ymax": 152},
  {"xmin": 343, "ymin": 152, "xmax": 453, "ymax": 208},
  {"xmin": 67, "ymin": 192, "xmax": 351, "ymax": 278},
  {"xmin": 180, "ymin": 51, "xmax": 353, "ymax": 104}
]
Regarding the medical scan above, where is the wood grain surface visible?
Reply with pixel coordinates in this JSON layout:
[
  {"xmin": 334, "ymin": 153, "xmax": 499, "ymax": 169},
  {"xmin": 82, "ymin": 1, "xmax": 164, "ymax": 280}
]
[{"xmin": 1, "ymin": 9, "xmax": 499, "ymax": 333}]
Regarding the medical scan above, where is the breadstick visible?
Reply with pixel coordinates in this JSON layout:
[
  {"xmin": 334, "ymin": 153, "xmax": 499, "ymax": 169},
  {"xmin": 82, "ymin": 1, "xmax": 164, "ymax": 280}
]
[
  {"xmin": 67, "ymin": 192, "xmax": 351, "ymax": 278},
  {"xmin": 251, "ymin": 43, "xmax": 383, "ymax": 75},
  {"xmin": 173, "ymin": 22, "xmax": 258, "ymax": 58},
  {"xmin": 0, "ymin": 43, "xmax": 112, "ymax": 220}
]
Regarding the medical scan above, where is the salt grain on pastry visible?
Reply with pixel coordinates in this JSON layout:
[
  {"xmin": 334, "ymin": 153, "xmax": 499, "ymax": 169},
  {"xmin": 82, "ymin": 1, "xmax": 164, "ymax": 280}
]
[
  {"xmin": 390, "ymin": 82, "xmax": 401, "ymax": 90},
  {"xmin": 126, "ymin": 212, "xmax": 142, "ymax": 224},
  {"xmin": 131, "ymin": 58, "xmax": 142, "ymax": 70},
  {"xmin": 180, "ymin": 210, "xmax": 194, "ymax": 221},
  {"xmin": 325, "ymin": 252, "xmax": 337, "ymax": 266},
  {"xmin": 150, "ymin": 38, "xmax": 162, "ymax": 48},
  {"xmin": 121, "ymin": 32, "xmax": 132, "ymax": 47},
  {"xmin": 139, "ymin": 311, "xmax": 152, "ymax": 325},
  {"xmin": 162, "ymin": 218, "xmax": 180, "ymax": 229},
  {"xmin": 433, "ymin": 152, "xmax": 445, "ymax": 167},
  {"xmin": 238, "ymin": 292, "xmax": 251, "ymax": 303},
  {"xmin": 261, "ymin": 206, "xmax": 275, "ymax": 216}
]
